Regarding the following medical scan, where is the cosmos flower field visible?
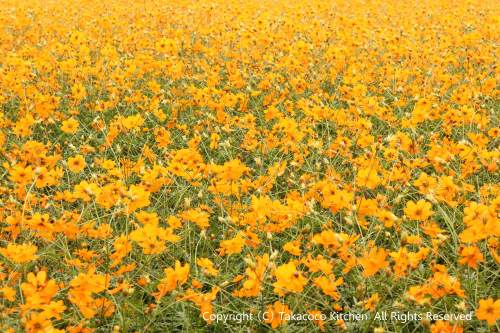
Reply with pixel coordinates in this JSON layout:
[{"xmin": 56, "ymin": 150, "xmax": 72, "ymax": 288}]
[{"xmin": 0, "ymin": 0, "xmax": 499, "ymax": 332}]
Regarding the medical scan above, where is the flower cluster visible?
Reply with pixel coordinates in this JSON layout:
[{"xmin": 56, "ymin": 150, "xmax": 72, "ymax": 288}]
[{"xmin": 0, "ymin": 0, "xmax": 498, "ymax": 331}]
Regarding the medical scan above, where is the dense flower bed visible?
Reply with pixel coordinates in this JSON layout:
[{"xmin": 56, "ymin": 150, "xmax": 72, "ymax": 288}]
[{"xmin": 0, "ymin": 0, "xmax": 498, "ymax": 331}]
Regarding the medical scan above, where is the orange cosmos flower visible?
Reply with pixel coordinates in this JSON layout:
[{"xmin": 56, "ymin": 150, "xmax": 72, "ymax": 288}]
[
  {"xmin": 181, "ymin": 287, "xmax": 219, "ymax": 324},
  {"xmin": 356, "ymin": 167, "xmax": 381, "ymax": 189},
  {"xmin": 314, "ymin": 275, "xmax": 343, "ymax": 300},
  {"xmin": 283, "ymin": 239, "xmax": 302, "ymax": 256},
  {"xmin": 61, "ymin": 118, "xmax": 79, "ymax": 134},
  {"xmin": 404, "ymin": 199, "xmax": 434, "ymax": 221},
  {"xmin": 458, "ymin": 246, "xmax": 484, "ymax": 269},
  {"xmin": 196, "ymin": 258, "xmax": 219, "ymax": 276},
  {"xmin": 430, "ymin": 321, "xmax": 463, "ymax": 333},
  {"xmin": 264, "ymin": 301, "xmax": 291, "ymax": 328},
  {"xmin": 358, "ymin": 246, "xmax": 389, "ymax": 277},
  {"xmin": 21, "ymin": 270, "xmax": 59, "ymax": 306},
  {"xmin": 476, "ymin": 298, "xmax": 500, "ymax": 325},
  {"xmin": 67, "ymin": 155, "xmax": 86, "ymax": 173},
  {"xmin": 180, "ymin": 208, "xmax": 210, "ymax": 229},
  {"xmin": 218, "ymin": 233, "xmax": 245, "ymax": 256},
  {"xmin": 0, "ymin": 243, "xmax": 38, "ymax": 264},
  {"xmin": 233, "ymin": 254, "xmax": 269, "ymax": 298},
  {"xmin": 71, "ymin": 83, "xmax": 86, "ymax": 101},
  {"xmin": 273, "ymin": 261, "xmax": 307, "ymax": 296},
  {"xmin": 363, "ymin": 293, "xmax": 380, "ymax": 312},
  {"xmin": 153, "ymin": 261, "xmax": 190, "ymax": 300},
  {"xmin": 0, "ymin": 286, "xmax": 16, "ymax": 302},
  {"xmin": 130, "ymin": 224, "xmax": 179, "ymax": 255}
]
